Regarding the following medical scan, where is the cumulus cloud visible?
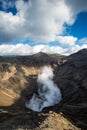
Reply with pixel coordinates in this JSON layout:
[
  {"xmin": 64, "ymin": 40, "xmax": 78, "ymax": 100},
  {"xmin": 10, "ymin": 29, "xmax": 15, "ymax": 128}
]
[
  {"xmin": 0, "ymin": 11, "xmax": 25, "ymax": 42},
  {"xmin": 0, "ymin": 44, "xmax": 66, "ymax": 55},
  {"xmin": 0, "ymin": 0, "xmax": 87, "ymax": 43},
  {"xmin": 0, "ymin": 43, "xmax": 87, "ymax": 56},
  {"xmin": 64, "ymin": 44, "xmax": 87, "ymax": 55},
  {"xmin": 56, "ymin": 36, "xmax": 77, "ymax": 46}
]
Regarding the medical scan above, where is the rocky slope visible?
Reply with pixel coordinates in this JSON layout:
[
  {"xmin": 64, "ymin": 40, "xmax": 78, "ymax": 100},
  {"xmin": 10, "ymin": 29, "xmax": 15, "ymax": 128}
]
[{"xmin": 0, "ymin": 49, "xmax": 87, "ymax": 130}]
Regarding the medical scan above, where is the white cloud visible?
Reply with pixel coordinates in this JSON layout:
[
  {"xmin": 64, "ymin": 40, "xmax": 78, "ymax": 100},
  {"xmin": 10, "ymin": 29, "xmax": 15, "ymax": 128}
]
[
  {"xmin": 0, "ymin": 11, "xmax": 25, "ymax": 42},
  {"xmin": 0, "ymin": 43, "xmax": 87, "ymax": 56},
  {"xmin": 0, "ymin": 0, "xmax": 87, "ymax": 50},
  {"xmin": 56, "ymin": 36, "xmax": 77, "ymax": 46},
  {"xmin": 63, "ymin": 44, "xmax": 87, "ymax": 55},
  {"xmin": 23, "ymin": 0, "xmax": 73, "ymax": 42},
  {"xmin": 0, "ymin": 0, "xmax": 87, "ymax": 43},
  {"xmin": 79, "ymin": 38, "xmax": 87, "ymax": 44},
  {"xmin": 0, "ymin": 44, "xmax": 31, "ymax": 55},
  {"xmin": 0, "ymin": 44, "xmax": 67, "ymax": 55}
]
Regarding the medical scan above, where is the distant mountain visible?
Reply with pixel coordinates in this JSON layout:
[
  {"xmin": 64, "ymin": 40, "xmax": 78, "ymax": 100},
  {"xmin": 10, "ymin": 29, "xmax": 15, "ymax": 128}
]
[
  {"xmin": 0, "ymin": 49, "xmax": 87, "ymax": 130},
  {"xmin": 32, "ymin": 51, "xmax": 48, "ymax": 57},
  {"xmin": 0, "ymin": 51, "xmax": 64, "ymax": 66},
  {"xmin": 48, "ymin": 53, "xmax": 66, "ymax": 58}
]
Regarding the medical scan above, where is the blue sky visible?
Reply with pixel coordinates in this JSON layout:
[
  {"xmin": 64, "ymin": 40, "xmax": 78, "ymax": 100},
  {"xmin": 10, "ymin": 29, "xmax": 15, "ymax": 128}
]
[
  {"xmin": 66, "ymin": 12, "xmax": 87, "ymax": 39},
  {"xmin": 0, "ymin": 0, "xmax": 87, "ymax": 55}
]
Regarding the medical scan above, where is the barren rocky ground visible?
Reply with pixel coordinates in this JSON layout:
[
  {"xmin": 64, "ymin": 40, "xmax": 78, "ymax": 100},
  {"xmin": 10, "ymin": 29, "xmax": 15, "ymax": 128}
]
[{"xmin": 0, "ymin": 50, "xmax": 87, "ymax": 130}]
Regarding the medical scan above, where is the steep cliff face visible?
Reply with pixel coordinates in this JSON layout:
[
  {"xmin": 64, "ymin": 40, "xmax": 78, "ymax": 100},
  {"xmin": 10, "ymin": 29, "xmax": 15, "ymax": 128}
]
[
  {"xmin": 0, "ymin": 63, "xmax": 42, "ymax": 106},
  {"xmin": 0, "ymin": 50, "xmax": 87, "ymax": 130},
  {"xmin": 0, "ymin": 52, "xmax": 63, "ymax": 107},
  {"xmin": 55, "ymin": 49, "xmax": 87, "ymax": 129}
]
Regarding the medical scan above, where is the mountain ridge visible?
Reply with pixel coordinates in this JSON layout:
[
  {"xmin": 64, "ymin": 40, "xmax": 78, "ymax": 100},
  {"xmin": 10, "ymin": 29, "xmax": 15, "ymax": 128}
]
[{"xmin": 0, "ymin": 49, "xmax": 87, "ymax": 130}]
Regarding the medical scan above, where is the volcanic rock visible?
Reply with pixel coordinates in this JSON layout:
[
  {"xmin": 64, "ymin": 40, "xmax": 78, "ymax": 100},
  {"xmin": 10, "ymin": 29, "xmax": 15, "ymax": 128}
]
[{"xmin": 0, "ymin": 49, "xmax": 87, "ymax": 130}]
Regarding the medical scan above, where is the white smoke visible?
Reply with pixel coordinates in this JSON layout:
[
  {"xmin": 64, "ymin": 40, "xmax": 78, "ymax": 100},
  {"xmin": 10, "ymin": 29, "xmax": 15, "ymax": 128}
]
[{"xmin": 25, "ymin": 66, "xmax": 62, "ymax": 112}]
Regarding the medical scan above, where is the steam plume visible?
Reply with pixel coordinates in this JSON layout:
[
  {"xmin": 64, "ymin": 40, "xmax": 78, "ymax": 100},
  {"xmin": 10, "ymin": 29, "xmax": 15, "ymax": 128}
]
[{"xmin": 25, "ymin": 66, "xmax": 62, "ymax": 112}]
